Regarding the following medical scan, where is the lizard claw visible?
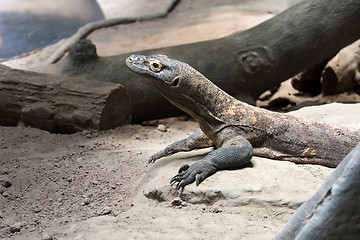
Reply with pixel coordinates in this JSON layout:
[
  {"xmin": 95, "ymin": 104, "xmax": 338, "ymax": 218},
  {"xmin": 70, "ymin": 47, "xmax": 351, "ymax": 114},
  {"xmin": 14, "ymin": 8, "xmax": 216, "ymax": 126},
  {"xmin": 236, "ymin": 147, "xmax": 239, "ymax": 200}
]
[
  {"xmin": 178, "ymin": 164, "xmax": 190, "ymax": 173},
  {"xmin": 148, "ymin": 155, "xmax": 156, "ymax": 164},
  {"xmin": 195, "ymin": 174, "xmax": 201, "ymax": 186},
  {"xmin": 170, "ymin": 175, "xmax": 179, "ymax": 185}
]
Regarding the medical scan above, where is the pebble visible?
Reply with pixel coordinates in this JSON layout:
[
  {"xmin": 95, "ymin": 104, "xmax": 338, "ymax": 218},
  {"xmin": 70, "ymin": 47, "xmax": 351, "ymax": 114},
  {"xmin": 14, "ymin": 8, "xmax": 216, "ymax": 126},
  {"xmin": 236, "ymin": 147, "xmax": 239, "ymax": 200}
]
[
  {"xmin": 0, "ymin": 176, "xmax": 12, "ymax": 188},
  {"xmin": 81, "ymin": 198, "xmax": 91, "ymax": 206},
  {"xmin": 171, "ymin": 197, "xmax": 186, "ymax": 207},
  {"xmin": 42, "ymin": 233, "xmax": 53, "ymax": 240},
  {"xmin": 9, "ymin": 222, "xmax": 25, "ymax": 233},
  {"xmin": 157, "ymin": 124, "xmax": 167, "ymax": 132},
  {"xmin": 99, "ymin": 207, "xmax": 112, "ymax": 215},
  {"xmin": 212, "ymin": 207, "xmax": 222, "ymax": 213}
]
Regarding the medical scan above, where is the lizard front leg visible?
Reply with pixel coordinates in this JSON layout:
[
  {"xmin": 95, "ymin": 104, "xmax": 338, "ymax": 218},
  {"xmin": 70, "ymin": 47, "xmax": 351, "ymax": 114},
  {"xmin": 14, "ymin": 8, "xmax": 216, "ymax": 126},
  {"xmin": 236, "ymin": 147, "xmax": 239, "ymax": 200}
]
[
  {"xmin": 149, "ymin": 129, "xmax": 214, "ymax": 163},
  {"xmin": 170, "ymin": 136, "xmax": 253, "ymax": 189}
]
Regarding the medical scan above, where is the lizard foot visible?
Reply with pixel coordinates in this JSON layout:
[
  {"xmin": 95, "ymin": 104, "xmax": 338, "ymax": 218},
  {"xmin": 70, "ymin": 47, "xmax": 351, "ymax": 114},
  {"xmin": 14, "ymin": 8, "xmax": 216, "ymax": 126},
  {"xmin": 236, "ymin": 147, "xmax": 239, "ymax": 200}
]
[
  {"xmin": 148, "ymin": 151, "xmax": 165, "ymax": 163},
  {"xmin": 170, "ymin": 160, "xmax": 217, "ymax": 190},
  {"xmin": 148, "ymin": 149, "xmax": 170, "ymax": 163}
]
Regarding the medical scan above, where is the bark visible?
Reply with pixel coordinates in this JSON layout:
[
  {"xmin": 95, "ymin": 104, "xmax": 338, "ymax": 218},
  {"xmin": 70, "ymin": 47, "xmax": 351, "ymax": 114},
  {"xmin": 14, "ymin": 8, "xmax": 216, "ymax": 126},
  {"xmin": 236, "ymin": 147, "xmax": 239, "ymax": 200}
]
[
  {"xmin": 273, "ymin": 142, "xmax": 360, "ymax": 240},
  {"xmin": 0, "ymin": 64, "xmax": 131, "ymax": 133},
  {"xmin": 41, "ymin": 0, "xmax": 360, "ymax": 122}
]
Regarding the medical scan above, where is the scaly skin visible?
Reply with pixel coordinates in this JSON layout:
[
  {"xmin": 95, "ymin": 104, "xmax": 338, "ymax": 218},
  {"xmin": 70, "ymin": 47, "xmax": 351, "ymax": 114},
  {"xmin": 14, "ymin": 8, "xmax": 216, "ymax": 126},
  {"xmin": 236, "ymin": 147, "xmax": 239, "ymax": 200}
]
[{"xmin": 126, "ymin": 54, "xmax": 360, "ymax": 189}]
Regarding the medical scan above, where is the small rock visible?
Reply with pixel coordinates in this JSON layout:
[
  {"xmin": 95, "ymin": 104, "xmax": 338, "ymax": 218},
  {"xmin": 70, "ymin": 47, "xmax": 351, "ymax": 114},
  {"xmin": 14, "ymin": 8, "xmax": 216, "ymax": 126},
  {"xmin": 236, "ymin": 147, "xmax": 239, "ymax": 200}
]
[
  {"xmin": 81, "ymin": 198, "xmax": 90, "ymax": 206},
  {"xmin": 99, "ymin": 207, "xmax": 112, "ymax": 215},
  {"xmin": 212, "ymin": 207, "xmax": 222, "ymax": 213},
  {"xmin": 0, "ymin": 176, "xmax": 12, "ymax": 188},
  {"xmin": 42, "ymin": 233, "xmax": 53, "ymax": 240},
  {"xmin": 2, "ymin": 191, "xmax": 9, "ymax": 197},
  {"xmin": 92, "ymin": 132, "xmax": 99, "ymax": 137},
  {"xmin": 171, "ymin": 197, "xmax": 182, "ymax": 206},
  {"xmin": 9, "ymin": 222, "xmax": 25, "ymax": 233},
  {"xmin": 157, "ymin": 124, "xmax": 167, "ymax": 132},
  {"xmin": 0, "ymin": 186, "xmax": 5, "ymax": 194},
  {"xmin": 85, "ymin": 193, "xmax": 93, "ymax": 198}
]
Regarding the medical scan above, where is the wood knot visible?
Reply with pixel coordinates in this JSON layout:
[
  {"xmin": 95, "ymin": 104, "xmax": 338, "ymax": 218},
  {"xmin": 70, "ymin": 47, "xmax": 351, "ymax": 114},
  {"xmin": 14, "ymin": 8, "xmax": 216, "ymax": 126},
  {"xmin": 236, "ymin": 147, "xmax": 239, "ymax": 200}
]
[{"xmin": 237, "ymin": 47, "xmax": 273, "ymax": 76}]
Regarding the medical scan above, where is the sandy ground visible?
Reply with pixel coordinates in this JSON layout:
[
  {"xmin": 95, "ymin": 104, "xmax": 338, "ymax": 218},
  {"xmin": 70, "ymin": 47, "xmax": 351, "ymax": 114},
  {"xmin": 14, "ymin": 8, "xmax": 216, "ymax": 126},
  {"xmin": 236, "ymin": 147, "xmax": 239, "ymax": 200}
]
[{"xmin": 1, "ymin": 1, "xmax": 359, "ymax": 239}]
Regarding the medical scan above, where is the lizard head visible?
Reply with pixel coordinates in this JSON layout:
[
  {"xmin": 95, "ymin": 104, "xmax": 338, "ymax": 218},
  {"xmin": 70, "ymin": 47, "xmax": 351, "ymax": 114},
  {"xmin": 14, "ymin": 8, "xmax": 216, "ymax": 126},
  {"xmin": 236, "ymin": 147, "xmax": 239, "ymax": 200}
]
[
  {"xmin": 125, "ymin": 54, "xmax": 202, "ymax": 109},
  {"xmin": 126, "ymin": 54, "xmax": 186, "ymax": 88},
  {"xmin": 126, "ymin": 54, "xmax": 225, "ymax": 124}
]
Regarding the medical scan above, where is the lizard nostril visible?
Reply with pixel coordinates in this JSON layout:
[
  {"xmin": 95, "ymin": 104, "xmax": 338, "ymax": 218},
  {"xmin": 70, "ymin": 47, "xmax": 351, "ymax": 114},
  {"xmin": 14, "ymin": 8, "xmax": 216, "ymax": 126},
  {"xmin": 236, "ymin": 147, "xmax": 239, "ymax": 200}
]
[
  {"xmin": 128, "ymin": 57, "xmax": 133, "ymax": 63},
  {"xmin": 172, "ymin": 77, "xmax": 180, "ymax": 87}
]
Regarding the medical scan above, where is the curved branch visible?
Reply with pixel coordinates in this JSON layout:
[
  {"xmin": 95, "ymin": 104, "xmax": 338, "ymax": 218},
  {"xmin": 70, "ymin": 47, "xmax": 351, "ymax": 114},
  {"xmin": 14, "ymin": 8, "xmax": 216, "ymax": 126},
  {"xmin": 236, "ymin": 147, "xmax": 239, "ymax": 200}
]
[{"xmin": 45, "ymin": 0, "xmax": 180, "ymax": 64}]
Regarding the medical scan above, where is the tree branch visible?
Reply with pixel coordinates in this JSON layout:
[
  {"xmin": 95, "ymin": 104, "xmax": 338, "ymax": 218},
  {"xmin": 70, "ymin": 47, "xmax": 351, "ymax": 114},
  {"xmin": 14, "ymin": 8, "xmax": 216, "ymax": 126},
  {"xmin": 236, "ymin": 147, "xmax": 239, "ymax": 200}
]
[{"xmin": 45, "ymin": 0, "xmax": 180, "ymax": 64}]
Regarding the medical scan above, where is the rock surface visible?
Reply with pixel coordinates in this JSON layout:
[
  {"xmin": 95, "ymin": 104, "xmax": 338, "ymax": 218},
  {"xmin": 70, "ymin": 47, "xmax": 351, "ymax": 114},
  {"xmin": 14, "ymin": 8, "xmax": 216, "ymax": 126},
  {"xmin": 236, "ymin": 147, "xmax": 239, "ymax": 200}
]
[{"xmin": 140, "ymin": 103, "xmax": 359, "ymax": 208}]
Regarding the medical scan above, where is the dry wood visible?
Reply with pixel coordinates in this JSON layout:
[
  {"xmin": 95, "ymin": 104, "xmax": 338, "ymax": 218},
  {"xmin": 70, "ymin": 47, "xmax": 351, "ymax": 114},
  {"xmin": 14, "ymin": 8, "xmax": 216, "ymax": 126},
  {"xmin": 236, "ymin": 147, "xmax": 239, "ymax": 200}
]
[{"xmin": 0, "ymin": 64, "xmax": 131, "ymax": 133}]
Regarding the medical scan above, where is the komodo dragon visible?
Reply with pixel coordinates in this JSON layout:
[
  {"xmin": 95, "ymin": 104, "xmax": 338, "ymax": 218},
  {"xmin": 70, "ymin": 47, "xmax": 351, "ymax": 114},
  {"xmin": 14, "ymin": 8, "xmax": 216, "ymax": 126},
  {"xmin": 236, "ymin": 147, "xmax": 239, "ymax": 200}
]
[{"xmin": 126, "ymin": 54, "xmax": 360, "ymax": 189}]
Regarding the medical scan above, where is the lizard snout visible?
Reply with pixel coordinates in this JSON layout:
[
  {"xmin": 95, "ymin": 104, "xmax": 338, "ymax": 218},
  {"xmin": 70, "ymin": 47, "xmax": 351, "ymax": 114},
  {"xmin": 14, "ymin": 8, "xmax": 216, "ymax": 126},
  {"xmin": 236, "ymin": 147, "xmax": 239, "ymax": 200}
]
[
  {"xmin": 127, "ymin": 56, "xmax": 134, "ymax": 63},
  {"xmin": 126, "ymin": 55, "xmax": 143, "ymax": 64},
  {"xmin": 126, "ymin": 55, "xmax": 140, "ymax": 63}
]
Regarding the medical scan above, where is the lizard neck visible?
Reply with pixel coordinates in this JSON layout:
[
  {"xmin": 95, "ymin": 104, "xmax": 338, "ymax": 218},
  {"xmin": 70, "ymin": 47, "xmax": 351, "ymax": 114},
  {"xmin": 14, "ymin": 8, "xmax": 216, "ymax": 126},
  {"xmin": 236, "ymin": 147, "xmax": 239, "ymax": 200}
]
[{"xmin": 170, "ymin": 73, "xmax": 251, "ymax": 136}]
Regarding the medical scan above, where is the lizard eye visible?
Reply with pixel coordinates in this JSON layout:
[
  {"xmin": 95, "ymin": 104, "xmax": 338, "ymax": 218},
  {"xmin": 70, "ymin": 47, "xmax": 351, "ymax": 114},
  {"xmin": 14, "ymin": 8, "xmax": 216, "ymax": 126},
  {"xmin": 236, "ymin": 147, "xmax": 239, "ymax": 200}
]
[{"xmin": 148, "ymin": 59, "xmax": 163, "ymax": 72}]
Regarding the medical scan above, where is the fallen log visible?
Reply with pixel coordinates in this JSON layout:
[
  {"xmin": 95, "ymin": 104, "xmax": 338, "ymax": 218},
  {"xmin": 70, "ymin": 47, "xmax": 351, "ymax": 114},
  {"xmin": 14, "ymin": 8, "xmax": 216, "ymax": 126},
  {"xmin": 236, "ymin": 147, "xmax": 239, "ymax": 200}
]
[
  {"xmin": 0, "ymin": 64, "xmax": 131, "ymax": 133},
  {"xmin": 39, "ymin": 0, "xmax": 360, "ymax": 121}
]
